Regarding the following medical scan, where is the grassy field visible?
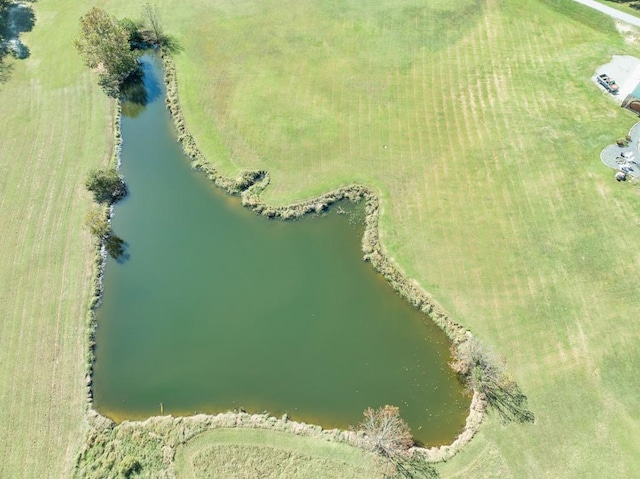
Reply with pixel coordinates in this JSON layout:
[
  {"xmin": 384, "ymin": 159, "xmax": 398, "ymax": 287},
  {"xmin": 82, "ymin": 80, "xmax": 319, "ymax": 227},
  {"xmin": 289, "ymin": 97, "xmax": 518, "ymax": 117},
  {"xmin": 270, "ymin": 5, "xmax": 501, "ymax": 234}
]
[
  {"xmin": 0, "ymin": 1, "xmax": 115, "ymax": 476},
  {"xmin": 174, "ymin": 429, "xmax": 381, "ymax": 479},
  {"xmin": 2, "ymin": 0, "xmax": 640, "ymax": 477}
]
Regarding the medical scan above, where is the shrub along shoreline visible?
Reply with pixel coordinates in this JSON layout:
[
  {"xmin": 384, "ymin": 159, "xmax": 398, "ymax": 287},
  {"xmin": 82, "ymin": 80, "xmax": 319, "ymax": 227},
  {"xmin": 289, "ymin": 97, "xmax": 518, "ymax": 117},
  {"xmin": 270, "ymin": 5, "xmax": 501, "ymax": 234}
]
[{"xmin": 76, "ymin": 50, "xmax": 486, "ymax": 475}]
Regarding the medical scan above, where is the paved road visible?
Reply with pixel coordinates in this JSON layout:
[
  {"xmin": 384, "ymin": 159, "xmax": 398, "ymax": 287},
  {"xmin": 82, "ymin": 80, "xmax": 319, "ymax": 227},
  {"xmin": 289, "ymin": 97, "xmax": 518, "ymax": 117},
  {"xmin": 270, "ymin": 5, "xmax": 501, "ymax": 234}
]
[{"xmin": 573, "ymin": 0, "xmax": 640, "ymax": 27}]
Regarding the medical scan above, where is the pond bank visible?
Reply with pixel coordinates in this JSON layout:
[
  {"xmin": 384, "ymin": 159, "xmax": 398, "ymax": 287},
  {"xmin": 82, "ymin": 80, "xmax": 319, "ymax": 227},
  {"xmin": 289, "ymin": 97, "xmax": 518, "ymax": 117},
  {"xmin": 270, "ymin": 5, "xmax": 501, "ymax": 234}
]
[
  {"xmin": 161, "ymin": 50, "xmax": 485, "ymax": 458},
  {"xmin": 84, "ymin": 99, "xmax": 123, "ymax": 398},
  {"xmin": 78, "ymin": 50, "xmax": 486, "ymax": 474}
]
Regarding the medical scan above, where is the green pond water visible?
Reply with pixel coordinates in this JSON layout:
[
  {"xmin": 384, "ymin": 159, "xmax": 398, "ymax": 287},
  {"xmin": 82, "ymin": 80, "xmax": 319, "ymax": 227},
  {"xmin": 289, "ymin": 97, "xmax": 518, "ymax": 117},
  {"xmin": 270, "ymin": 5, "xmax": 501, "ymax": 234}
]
[{"xmin": 93, "ymin": 55, "xmax": 469, "ymax": 445}]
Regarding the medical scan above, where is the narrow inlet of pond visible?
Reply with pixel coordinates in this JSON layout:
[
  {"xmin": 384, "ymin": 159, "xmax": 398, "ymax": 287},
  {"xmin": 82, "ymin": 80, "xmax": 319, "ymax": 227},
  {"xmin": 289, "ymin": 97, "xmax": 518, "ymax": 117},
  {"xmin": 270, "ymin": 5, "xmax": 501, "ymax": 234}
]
[{"xmin": 92, "ymin": 54, "xmax": 469, "ymax": 446}]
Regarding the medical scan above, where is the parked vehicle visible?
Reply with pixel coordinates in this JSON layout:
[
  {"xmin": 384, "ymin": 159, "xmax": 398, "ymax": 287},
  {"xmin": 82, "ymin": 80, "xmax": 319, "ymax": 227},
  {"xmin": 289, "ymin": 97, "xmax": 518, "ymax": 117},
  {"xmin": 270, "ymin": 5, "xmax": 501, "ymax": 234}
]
[{"xmin": 597, "ymin": 73, "xmax": 619, "ymax": 94}]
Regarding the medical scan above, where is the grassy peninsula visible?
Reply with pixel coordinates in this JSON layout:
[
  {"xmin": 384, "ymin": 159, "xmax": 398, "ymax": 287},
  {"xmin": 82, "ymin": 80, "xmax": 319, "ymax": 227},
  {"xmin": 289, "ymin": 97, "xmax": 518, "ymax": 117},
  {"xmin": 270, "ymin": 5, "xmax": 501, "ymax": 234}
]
[{"xmin": 1, "ymin": 0, "xmax": 640, "ymax": 477}]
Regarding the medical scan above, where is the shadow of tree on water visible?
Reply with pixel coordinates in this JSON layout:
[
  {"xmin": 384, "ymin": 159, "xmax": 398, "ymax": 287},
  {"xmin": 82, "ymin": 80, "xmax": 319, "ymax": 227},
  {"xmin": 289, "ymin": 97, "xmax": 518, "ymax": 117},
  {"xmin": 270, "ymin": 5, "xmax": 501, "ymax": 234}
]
[
  {"xmin": 120, "ymin": 57, "xmax": 162, "ymax": 118},
  {"xmin": 105, "ymin": 234, "xmax": 130, "ymax": 263}
]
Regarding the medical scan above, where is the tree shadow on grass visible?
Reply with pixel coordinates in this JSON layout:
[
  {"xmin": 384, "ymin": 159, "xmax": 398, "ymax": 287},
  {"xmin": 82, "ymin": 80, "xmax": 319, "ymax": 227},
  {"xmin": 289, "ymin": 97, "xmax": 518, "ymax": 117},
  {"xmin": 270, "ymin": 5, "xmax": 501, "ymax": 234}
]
[
  {"xmin": 8, "ymin": 3, "xmax": 35, "ymax": 35},
  {"xmin": 389, "ymin": 454, "xmax": 439, "ymax": 479},
  {"xmin": 0, "ymin": 1, "xmax": 37, "ymax": 82},
  {"xmin": 1, "ymin": 3, "xmax": 35, "ymax": 56},
  {"xmin": 451, "ymin": 337, "xmax": 535, "ymax": 426},
  {"xmin": 485, "ymin": 380, "xmax": 535, "ymax": 425},
  {"xmin": 0, "ymin": 60, "xmax": 12, "ymax": 83}
]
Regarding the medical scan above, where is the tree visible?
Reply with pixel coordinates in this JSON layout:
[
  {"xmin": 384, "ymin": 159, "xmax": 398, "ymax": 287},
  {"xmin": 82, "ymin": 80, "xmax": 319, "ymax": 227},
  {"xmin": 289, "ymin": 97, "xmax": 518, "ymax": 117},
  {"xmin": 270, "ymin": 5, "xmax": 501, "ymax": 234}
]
[
  {"xmin": 139, "ymin": 3, "xmax": 182, "ymax": 53},
  {"xmin": 359, "ymin": 405, "xmax": 413, "ymax": 458},
  {"xmin": 357, "ymin": 406, "xmax": 438, "ymax": 478},
  {"xmin": 85, "ymin": 168, "xmax": 127, "ymax": 259},
  {"xmin": 0, "ymin": 0, "xmax": 9, "ymax": 20},
  {"xmin": 450, "ymin": 337, "xmax": 503, "ymax": 394},
  {"xmin": 85, "ymin": 209, "xmax": 126, "ymax": 260},
  {"xmin": 85, "ymin": 167, "xmax": 126, "ymax": 204},
  {"xmin": 118, "ymin": 17, "xmax": 144, "ymax": 46},
  {"xmin": 451, "ymin": 337, "xmax": 534, "ymax": 424},
  {"xmin": 0, "ymin": 0, "xmax": 8, "ymax": 32},
  {"xmin": 74, "ymin": 7, "xmax": 139, "ymax": 96},
  {"xmin": 85, "ymin": 210, "xmax": 110, "ymax": 238},
  {"xmin": 0, "ymin": 0, "xmax": 35, "ymax": 74},
  {"xmin": 141, "ymin": 3, "xmax": 163, "ymax": 45}
]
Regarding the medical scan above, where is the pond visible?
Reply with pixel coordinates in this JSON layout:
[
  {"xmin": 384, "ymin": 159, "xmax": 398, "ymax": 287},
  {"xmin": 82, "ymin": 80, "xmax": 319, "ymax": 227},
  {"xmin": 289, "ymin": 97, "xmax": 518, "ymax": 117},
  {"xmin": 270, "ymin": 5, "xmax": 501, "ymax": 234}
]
[{"xmin": 92, "ymin": 54, "xmax": 469, "ymax": 445}]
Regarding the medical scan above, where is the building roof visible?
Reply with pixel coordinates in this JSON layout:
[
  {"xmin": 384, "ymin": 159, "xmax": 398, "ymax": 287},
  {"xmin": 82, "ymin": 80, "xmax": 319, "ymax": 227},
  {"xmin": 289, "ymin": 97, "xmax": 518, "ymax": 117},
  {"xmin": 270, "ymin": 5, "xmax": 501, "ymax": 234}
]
[{"xmin": 630, "ymin": 81, "xmax": 640, "ymax": 100}]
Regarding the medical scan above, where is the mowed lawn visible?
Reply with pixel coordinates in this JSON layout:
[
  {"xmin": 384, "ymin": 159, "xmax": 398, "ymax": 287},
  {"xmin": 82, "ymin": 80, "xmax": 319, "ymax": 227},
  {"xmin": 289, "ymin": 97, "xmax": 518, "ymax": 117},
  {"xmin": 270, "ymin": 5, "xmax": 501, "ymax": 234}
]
[
  {"xmin": 174, "ymin": 429, "xmax": 382, "ymax": 479},
  {"xmin": 2, "ymin": 0, "xmax": 640, "ymax": 478},
  {"xmin": 0, "ymin": 0, "xmax": 117, "ymax": 477}
]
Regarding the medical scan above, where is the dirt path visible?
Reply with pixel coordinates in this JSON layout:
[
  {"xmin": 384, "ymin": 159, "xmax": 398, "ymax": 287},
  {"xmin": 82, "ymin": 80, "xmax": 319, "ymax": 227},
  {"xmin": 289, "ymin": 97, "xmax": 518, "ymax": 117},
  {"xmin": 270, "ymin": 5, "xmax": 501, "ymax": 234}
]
[{"xmin": 573, "ymin": 0, "xmax": 640, "ymax": 27}]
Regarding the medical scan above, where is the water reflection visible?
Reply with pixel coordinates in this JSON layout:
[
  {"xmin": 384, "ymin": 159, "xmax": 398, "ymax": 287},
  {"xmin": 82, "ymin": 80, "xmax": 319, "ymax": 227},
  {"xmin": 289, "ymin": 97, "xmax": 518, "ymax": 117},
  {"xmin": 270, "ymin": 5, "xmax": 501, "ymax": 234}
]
[{"xmin": 120, "ymin": 57, "xmax": 162, "ymax": 118}]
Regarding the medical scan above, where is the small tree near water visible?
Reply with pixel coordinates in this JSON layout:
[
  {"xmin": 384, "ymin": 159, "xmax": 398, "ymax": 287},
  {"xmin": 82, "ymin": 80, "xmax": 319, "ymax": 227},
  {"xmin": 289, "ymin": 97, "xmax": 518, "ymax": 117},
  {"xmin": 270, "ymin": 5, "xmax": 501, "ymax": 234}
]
[
  {"xmin": 358, "ymin": 406, "xmax": 439, "ymax": 478},
  {"xmin": 139, "ymin": 2, "xmax": 182, "ymax": 53},
  {"xmin": 85, "ymin": 167, "xmax": 126, "ymax": 204},
  {"xmin": 360, "ymin": 405, "xmax": 413, "ymax": 458},
  {"xmin": 141, "ymin": 3, "xmax": 163, "ymax": 45},
  {"xmin": 75, "ymin": 7, "xmax": 139, "ymax": 96},
  {"xmin": 85, "ymin": 209, "xmax": 125, "ymax": 260},
  {"xmin": 451, "ymin": 337, "xmax": 534, "ymax": 424},
  {"xmin": 84, "ymin": 167, "xmax": 127, "ymax": 260}
]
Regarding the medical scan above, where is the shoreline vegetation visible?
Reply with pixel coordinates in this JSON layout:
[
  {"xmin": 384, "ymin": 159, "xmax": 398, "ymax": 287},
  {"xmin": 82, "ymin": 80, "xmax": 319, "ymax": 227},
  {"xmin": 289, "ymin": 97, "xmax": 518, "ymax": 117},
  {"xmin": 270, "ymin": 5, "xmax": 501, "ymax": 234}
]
[{"xmin": 76, "ymin": 48, "xmax": 487, "ymax": 476}]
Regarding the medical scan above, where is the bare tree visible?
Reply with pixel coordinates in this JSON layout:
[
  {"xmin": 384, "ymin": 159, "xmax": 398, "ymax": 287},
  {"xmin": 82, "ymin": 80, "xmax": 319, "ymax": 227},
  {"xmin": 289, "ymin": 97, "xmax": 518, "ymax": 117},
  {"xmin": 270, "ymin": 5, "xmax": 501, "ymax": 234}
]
[
  {"xmin": 450, "ymin": 337, "xmax": 504, "ymax": 393},
  {"xmin": 357, "ymin": 406, "xmax": 438, "ymax": 478},
  {"xmin": 360, "ymin": 405, "xmax": 413, "ymax": 458},
  {"xmin": 141, "ymin": 3, "xmax": 163, "ymax": 45},
  {"xmin": 451, "ymin": 337, "xmax": 534, "ymax": 424}
]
